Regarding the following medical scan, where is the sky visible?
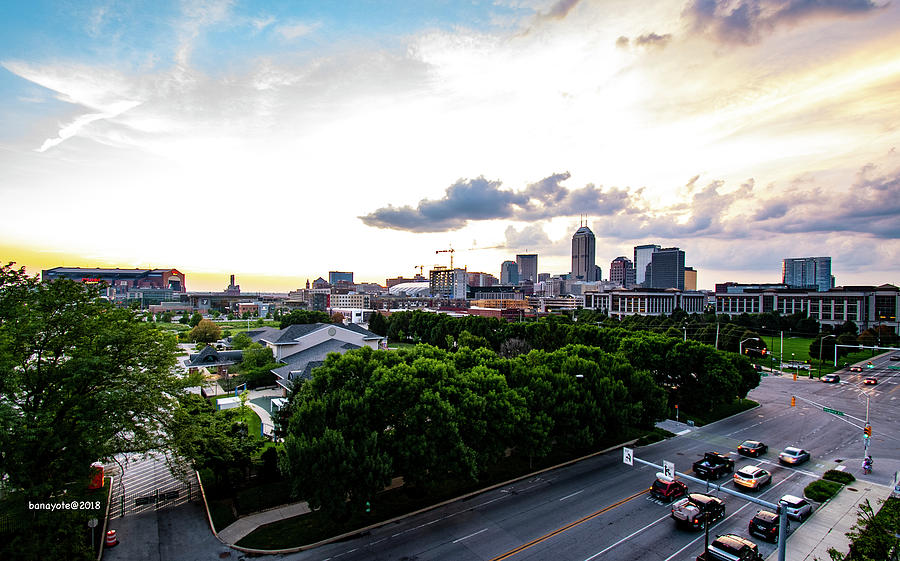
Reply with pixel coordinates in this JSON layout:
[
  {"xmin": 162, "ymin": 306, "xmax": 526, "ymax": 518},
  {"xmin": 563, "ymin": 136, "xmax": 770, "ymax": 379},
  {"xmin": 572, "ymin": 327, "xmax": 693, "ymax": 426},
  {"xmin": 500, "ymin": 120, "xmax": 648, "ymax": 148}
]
[{"xmin": 1, "ymin": 0, "xmax": 899, "ymax": 292}]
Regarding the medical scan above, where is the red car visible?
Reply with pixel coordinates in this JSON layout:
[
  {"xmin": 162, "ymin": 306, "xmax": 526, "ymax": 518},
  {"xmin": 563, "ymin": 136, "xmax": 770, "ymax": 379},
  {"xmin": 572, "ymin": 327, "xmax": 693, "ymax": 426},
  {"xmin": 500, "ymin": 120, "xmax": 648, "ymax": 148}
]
[
  {"xmin": 864, "ymin": 377, "xmax": 878, "ymax": 385},
  {"xmin": 651, "ymin": 475, "xmax": 688, "ymax": 502},
  {"xmin": 850, "ymin": 366, "xmax": 863, "ymax": 372}
]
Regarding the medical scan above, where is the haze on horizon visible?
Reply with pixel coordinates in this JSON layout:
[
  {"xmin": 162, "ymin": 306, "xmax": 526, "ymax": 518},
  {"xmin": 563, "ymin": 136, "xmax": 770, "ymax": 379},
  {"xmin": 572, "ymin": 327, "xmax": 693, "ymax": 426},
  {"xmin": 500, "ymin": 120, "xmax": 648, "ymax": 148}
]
[{"xmin": 2, "ymin": 0, "xmax": 899, "ymax": 293}]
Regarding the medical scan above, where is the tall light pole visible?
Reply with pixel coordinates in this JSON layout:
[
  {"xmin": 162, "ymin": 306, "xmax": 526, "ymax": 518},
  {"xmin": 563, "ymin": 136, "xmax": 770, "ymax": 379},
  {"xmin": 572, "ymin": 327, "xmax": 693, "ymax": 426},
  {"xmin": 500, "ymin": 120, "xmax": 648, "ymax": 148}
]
[
  {"xmin": 739, "ymin": 337, "xmax": 762, "ymax": 357},
  {"xmin": 817, "ymin": 334, "xmax": 836, "ymax": 379}
]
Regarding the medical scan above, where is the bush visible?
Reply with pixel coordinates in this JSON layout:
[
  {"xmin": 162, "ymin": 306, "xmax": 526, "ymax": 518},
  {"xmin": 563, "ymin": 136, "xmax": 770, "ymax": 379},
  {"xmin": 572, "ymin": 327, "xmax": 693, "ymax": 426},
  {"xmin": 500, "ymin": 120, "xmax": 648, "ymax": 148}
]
[
  {"xmin": 805, "ymin": 479, "xmax": 842, "ymax": 502},
  {"xmin": 823, "ymin": 470, "xmax": 856, "ymax": 485}
]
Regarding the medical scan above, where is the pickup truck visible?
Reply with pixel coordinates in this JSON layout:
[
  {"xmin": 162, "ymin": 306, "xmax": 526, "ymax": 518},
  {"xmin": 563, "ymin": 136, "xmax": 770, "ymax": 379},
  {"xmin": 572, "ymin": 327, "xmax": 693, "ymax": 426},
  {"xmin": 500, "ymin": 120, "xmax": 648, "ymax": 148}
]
[
  {"xmin": 692, "ymin": 452, "xmax": 735, "ymax": 480},
  {"xmin": 671, "ymin": 493, "xmax": 726, "ymax": 529}
]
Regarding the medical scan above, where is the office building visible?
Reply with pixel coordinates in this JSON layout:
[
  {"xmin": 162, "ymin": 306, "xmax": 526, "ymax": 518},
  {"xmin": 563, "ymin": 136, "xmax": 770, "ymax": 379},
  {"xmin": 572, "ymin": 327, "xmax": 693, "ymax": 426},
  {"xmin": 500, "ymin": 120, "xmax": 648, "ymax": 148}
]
[
  {"xmin": 571, "ymin": 224, "xmax": 598, "ymax": 281},
  {"xmin": 683, "ymin": 267, "xmax": 697, "ymax": 291},
  {"xmin": 609, "ymin": 257, "xmax": 635, "ymax": 288},
  {"xmin": 782, "ymin": 257, "xmax": 832, "ymax": 292},
  {"xmin": 42, "ymin": 267, "xmax": 186, "ymax": 297},
  {"xmin": 467, "ymin": 272, "xmax": 498, "ymax": 287},
  {"xmin": 633, "ymin": 244, "xmax": 660, "ymax": 286},
  {"xmin": 500, "ymin": 261, "xmax": 519, "ymax": 285},
  {"xmin": 429, "ymin": 267, "xmax": 468, "ymax": 299},
  {"xmin": 517, "ymin": 254, "xmax": 538, "ymax": 284},
  {"xmin": 648, "ymin": 247, "xmax": 685, "ymax": 290},
  {"xmin": 329, "ymin": 271, "xmax": 354, "ymax": 285},
  {"xmin": 584, "ymin": 287, "xmax": 705, "ymax": 319}
]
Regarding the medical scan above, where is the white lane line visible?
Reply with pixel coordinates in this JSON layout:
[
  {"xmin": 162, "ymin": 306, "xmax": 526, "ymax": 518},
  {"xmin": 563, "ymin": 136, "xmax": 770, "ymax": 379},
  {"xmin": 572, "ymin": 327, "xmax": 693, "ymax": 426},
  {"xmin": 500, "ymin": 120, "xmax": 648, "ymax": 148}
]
[
  {"xmin": 661, "ymin": 472, "xmax": 798, "ymax": 561},
  {"xmin": 452, "ymin": 528, "xmax": 487, "ymax": 544},
  {"xmin": 836, "ymin": 465, "xmax": 846, "ymax": 471},
  {"xmin": 583, "ymin": 513, "xmax": 670, "ymax": 561},
  {"xmin": 560, "ymin": 489, "xmax": 585, "ymax": 501}
]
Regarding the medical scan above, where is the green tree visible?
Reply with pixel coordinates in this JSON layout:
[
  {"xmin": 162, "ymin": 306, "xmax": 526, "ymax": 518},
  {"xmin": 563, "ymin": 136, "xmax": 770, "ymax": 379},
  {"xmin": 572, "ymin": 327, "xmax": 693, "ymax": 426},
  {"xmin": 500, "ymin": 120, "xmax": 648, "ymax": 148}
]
[
  {"xmin": 367, "ymin": 311, "xmax": 388, "ymax": 336},
  {"xmin": 231, "ymin": 332, "xmax": 254, "ymax": 349},
  {"xmin": 279, "ymin": 309, "xmax": 330, "ymax": 329},
  {"xmin": 189, "ymin": 311, "xmax": 203, "ymax": 327},
  {"xmin": 0, "ymin": 263, "xmax": 191, "ymax": 501},
  {"xmin": 190, "ymin": 318, "xmax": 222, "ymax": 344}
]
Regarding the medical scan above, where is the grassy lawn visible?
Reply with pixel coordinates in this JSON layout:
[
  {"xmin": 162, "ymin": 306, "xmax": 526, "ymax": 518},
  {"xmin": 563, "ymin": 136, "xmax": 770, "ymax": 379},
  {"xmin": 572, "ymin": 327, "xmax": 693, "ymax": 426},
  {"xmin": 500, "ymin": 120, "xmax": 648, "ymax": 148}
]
[
  {"xmin": 754, "ymin": 335, "xmax": 878, "ymax": 377},
  {"xmin": 212, "ymin": 395, "xmax": 262, "ymax": 437}
]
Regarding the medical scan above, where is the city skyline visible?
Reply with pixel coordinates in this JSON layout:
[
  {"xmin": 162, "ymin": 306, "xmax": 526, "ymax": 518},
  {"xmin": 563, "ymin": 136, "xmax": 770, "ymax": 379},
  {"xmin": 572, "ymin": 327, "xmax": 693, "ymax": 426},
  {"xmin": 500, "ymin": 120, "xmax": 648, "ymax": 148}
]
[{"xmin": 2, "ymin": 1, "xmax": 900, "ymax": 292}]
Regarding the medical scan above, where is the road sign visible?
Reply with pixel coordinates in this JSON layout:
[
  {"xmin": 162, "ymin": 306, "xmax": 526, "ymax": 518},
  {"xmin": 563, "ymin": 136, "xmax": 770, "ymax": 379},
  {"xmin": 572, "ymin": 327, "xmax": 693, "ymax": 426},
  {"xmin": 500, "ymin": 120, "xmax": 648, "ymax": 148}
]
[
  {"xmin": 87, "ymin": 518, "xmax": 98, "ymax": 528},
  {"xmin": 623, "ymin": 447, "xmax": 633, "ymax": 466},
  {"xmin": 823, "ymin": 407, "xmax": 845, "ymax": 416},
  {"xmin": 663, "ymin": 460, "xmax": 675, "ymax": 480}
]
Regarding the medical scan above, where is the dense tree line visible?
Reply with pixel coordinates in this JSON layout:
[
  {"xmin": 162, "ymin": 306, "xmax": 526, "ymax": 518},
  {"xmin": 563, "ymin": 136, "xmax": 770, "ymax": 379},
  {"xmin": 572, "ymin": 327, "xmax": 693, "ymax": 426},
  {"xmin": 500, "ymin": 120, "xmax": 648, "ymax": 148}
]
[{"xmin": 279, "ymin": 315, "xmax": 758, "ymax": 518}]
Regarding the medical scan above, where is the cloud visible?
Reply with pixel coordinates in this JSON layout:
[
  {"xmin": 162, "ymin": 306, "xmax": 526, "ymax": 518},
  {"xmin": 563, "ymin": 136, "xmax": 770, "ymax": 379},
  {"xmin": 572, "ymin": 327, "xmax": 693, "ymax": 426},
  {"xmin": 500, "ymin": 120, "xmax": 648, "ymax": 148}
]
[
  {"xmin": 541, "ymin": 0, "xmax": 582, "ymax": 20},
  {"xmin": 359, "ymin": 173, "xmax": 636, "ymax": 232},
  {"xmin": 682, "ymin": 0, "xmax": 883, "ymax": 45},
  {"xmin": 616, "ymin": 36, "xmax": 630, "ymax": 48},
  {"xmin": 635, "ymin": 32, "xmax": 673, "ymax": 47},
  {"xmin": 275, "ymin": 20, "xmax": 321, "ymax": 40},
  {"xmin": 37, "ymin": 100, "xmax": 142, "ymax": 152},
  {"xmin": 251, "ymin": 15, "xmax": 276, "ymax": 32}
]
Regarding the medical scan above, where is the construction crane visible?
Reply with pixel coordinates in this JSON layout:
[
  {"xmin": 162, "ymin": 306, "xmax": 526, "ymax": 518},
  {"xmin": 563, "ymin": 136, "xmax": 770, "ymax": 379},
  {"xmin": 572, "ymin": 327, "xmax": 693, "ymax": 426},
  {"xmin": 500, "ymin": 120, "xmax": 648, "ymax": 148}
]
[
  {"xmin": 415, "ymin": 265, "xmax": 424, "ymax": 276},
  {"xmin": 436, "ymin": 248, "xmax": 455, "ymax": 269}
]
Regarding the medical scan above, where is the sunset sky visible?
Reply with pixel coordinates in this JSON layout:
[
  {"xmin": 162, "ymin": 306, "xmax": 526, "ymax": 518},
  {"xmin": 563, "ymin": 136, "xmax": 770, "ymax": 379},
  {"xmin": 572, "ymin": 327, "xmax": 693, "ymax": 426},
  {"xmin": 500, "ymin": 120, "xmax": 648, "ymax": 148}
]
[{"xmin": 2, "ymin": 0, "xmax": 899, "ymax": 292}]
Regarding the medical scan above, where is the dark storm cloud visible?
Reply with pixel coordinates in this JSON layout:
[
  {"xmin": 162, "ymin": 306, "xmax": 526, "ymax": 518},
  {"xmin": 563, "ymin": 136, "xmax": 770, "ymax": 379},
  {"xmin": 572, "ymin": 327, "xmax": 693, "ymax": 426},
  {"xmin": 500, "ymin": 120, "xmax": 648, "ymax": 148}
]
[
  {"xmin": 360, "ymin": 172, "xmax": 634, "ymax": 232},
  {"xmin": 683, "ymin": 0, "xmax": 882, "ymax": 44}
]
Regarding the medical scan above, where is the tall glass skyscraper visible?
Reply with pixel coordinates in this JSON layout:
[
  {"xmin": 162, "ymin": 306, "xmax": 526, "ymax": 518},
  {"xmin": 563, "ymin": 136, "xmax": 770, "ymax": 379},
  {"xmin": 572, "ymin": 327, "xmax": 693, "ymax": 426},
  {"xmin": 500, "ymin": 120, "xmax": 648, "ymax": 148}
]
[
  {"xmin": 633, "ymin": 244, "xmax": 660, "ymax": 286},
  {"xmin": 516, "ymin": 254, "xmax": 538, "ymax": 284},
  {"xmin": 648, "ymin": 247, "xmax": 685, "ymax": 290},
  {"xmin": 500, "ymin": 260, "xmax": 519, "ymax": 285},
  {"xmin": 571, "ymin": 224, "xmax": 598, "ymax": 281},
  {"xmin": 782, "ymin": 257, "xmax": 832, "ymax": 292}
]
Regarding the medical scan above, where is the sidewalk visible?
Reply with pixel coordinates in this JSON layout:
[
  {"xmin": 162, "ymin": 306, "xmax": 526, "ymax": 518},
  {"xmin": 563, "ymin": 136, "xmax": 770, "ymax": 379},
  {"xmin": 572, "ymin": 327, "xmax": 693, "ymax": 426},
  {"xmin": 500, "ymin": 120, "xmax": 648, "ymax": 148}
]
[
  {"xmin": 766, "ymin": 481, "xmax": 894, "ymax": 561},
  {"xmin": 216, "ymin": 500, "xmax": 311, "ymax": 544}
]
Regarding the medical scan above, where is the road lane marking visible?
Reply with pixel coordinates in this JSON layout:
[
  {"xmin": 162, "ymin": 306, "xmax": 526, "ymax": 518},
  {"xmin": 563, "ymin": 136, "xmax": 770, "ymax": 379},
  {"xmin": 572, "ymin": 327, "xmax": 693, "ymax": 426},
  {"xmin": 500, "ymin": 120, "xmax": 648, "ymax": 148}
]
[
  {"xmin": 662, "ymin": 471, "xmax": 797, "ymax": 561},
  {"xmin": 559, "ymin": 489, "xmax": 584, "ymax": 501},
  {"xmin": 453, "ymin": 528, "xmax": 488, "ymax": 543},
  {"xmin": 583, "ymin": 512, "xmax": 670, "ymax": 561},
  {"xmin": 488, "ymin": 489, "xmax": 649, "ymax": 561}
]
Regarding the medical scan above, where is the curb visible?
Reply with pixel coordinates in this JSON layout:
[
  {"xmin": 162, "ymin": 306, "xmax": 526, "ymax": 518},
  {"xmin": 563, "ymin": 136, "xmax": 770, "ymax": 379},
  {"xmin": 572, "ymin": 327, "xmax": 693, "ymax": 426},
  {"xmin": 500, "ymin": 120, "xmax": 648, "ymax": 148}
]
[
  {"xmin": 226, "ymin": 438, "xmax": 640, "ymax": 555},
  {"xmin": 98, "ymin": 475, "xmax": 114, "ymax": 561}
]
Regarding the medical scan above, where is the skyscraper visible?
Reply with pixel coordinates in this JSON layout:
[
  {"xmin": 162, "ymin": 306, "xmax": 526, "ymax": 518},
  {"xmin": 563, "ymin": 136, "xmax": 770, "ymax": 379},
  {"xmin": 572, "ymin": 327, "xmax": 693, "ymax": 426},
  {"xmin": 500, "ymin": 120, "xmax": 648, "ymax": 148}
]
[
  {"xmin": 782, "ymin": 257, "xmax": 832, "ymax": 292},
  {"xmin": 571, "ymin": 223, "xmax": 598, "ymax": 281},
  {"xmin": 609, "ymin": 256, "xmax": 635, "ymax": 288},
  {"xmin": 500, "ymin": 260, "xmax": 519, "ymax": 285},
  {"xmin": 516, "ymin": 254, "xmax": 538, "ymax": 284},
  {"xmin": 633, "ymin": 244, "xmax": 660, "ymax": 286},
  {"xmin": 329, "ymin": 271, "xmax": 353, "ymax": 285},
  {"xmin": 648, "ymin": 247, "xmax": 685, "ymax": 290}
]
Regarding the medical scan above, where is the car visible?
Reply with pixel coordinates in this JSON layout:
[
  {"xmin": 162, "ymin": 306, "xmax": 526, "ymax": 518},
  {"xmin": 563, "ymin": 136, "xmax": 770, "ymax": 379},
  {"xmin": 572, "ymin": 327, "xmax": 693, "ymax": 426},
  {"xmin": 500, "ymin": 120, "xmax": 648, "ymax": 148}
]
[
  {"xmin": 733, "ymin": 465, "xmax": 772, "ymax": 491},
  {"xmin": 651, "ymin": 474, "xmax": 688, "ymax": 502},
  {"xmin": 737, "ymin": 440, "xmax": 768, "ymax": 457},
  {"xmin": 890, "ymin": 355, "xmax": 900, "ymax": 361},
  {"xmin": 748, "ymin": 510, "xmax": 782, "ymax": 543},
  {"xmin": 779, "ymin": 447, "xmax": 811, "ymax": 465},
  {"xmin": 864, "ymin": 377, "xmax": 878, "ymax": 385},
  {"xmin": 692, "ymin": 452, "xmax": 735, "ymax": 480},
  {"xmin": 672, "ymin": 493, "xmax": 726, "ymax": 530},
  {"xmin": 821, "ymin": 374, "xmax": 840, "ymax": 383},
  {"xmin": 780, "ymin": 494, "xmax": 812, "ymax": 521},
  {"xmin": 850, "ymin": 366, "xmax": 863, "ymax": 372},
  {"xmin": 696, "ymin": 534, "xmax": 764, "ymax": 561}
]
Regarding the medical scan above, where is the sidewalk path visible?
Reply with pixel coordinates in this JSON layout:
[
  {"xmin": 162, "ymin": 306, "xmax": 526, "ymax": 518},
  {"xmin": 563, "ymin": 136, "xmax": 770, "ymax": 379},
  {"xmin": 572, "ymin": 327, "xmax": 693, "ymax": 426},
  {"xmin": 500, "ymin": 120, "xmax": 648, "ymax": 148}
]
[
  {"xmin": 217, "ymin": 500, "xmax": 311, "ymax": 544},
  {"xmin": 765, "ymin": 481, "xmax": 894, "ymax": 561}
]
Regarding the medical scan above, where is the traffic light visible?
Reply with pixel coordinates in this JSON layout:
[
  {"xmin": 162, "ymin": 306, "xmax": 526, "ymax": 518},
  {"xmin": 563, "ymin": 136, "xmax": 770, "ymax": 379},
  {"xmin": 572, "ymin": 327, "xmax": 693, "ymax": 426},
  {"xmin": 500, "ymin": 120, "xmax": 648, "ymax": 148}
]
[
  {"xmin": 864, "ymin": 426, "xmax": 872, "ymax": 438},
  {"xmin": 365, "ymin": 501, "xmax": 371, "ymax": 513},
  {"xmin": 791, "ymin": 396, "xmax": 796, "ymax": 407}
]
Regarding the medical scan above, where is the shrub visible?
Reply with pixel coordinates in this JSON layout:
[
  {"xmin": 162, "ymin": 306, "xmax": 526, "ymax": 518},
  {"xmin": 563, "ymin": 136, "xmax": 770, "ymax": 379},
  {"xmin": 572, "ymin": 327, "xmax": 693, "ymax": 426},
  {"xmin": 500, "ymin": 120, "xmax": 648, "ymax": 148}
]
[
  {"xmin": 805, "ymin": 479, "xmax": 842, "ymax": 502},
  {"xmin": 823, "ymin": 470, "xmax": 856, "ymax": 485}
]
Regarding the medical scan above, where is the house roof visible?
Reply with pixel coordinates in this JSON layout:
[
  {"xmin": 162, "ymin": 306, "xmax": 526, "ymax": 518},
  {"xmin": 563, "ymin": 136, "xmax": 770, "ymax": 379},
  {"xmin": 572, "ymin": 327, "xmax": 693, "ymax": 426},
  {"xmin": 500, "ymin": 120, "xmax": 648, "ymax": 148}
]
[
  {"xmin": 262, "ymin": 322, "xmax": 383, "ymax": 345},
  {"xmin": 271, "ymin": 339, "xmax": 360, "ymax": 384},
  {"xmin": 184, "ymin": 345, "xmax": 243, "ymax": 367}
]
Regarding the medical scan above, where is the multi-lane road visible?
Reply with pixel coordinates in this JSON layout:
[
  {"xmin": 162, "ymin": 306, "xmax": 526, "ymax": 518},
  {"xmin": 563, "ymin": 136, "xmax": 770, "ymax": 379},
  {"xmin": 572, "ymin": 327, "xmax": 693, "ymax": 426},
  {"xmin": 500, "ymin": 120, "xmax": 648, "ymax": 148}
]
[{"xmin": 279, "ymin": 352, "xmax": 900, "ymax": 561}]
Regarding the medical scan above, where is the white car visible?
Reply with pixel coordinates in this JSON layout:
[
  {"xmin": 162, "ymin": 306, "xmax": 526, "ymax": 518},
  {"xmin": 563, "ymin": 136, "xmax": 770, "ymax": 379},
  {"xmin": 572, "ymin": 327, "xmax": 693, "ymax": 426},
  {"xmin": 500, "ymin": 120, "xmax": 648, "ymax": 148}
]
[{"xmin": 780, "ymin": 494, "xmax": 812, "ymax": 521}]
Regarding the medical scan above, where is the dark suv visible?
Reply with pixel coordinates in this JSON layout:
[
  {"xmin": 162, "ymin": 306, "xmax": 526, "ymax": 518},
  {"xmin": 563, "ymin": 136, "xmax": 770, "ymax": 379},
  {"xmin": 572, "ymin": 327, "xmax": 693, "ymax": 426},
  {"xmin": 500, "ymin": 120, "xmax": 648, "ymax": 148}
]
[
  {"xmin": 696, "ymin": 534, "xmax": 763, "ymax": 561},
  {"xmin": 651, "ymin": 475, "xmax": 688, "ymax": 502},
  {"xmin": 748, "ymin": 510, "xmax": 782, "ymax": 542},
  {"xmin": 692, "ymin": 452, "xmax": 735, "ymax": 480}
]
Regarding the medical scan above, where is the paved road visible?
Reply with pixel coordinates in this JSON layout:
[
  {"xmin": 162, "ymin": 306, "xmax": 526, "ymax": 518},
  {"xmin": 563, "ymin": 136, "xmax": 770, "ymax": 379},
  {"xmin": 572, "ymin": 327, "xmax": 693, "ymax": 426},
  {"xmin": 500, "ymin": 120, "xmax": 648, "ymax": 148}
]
[{"xmin": 267, "ymin": 360, "xmax": 899, "ymax": 561}]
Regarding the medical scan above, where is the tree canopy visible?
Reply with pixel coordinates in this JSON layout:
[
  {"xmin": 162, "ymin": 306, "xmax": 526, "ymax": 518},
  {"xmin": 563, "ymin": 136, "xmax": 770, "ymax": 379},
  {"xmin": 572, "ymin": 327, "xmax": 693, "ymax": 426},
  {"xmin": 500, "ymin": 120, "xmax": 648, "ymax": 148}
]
[
  {"xmin": 190, "ymin": 318, "xmax": 222, "ymax": 344},
  {"xmin": 279, "ymin": 309, "xmax": 330, "ymax": 329},
  {"xmin": 0, "ymin": 263, "xmax": 191, "ymax": 500}
]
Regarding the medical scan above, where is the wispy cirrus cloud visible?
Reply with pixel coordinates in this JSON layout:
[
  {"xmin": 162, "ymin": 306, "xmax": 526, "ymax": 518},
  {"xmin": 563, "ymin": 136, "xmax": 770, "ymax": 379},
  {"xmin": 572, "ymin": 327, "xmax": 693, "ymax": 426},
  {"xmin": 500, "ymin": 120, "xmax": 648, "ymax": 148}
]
[
  {"xmin": 274, "ymin": 20, "xmax": 321, "ymax": 40},
  {"xmin": 683, "ymin": 0, "xmax": 883, "ymax": 45}
]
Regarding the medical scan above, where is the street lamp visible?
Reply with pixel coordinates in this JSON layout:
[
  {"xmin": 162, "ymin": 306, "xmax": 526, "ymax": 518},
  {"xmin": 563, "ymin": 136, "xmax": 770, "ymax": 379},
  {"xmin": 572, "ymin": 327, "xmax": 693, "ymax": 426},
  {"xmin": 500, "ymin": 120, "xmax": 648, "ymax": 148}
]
[
  {"xmin": 739, "ymin": 337, "xmax": 762, "ymax": 356},
  {"xmin": 817, "ymin": 334, "xmax": 836, "ymax": 379}
]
